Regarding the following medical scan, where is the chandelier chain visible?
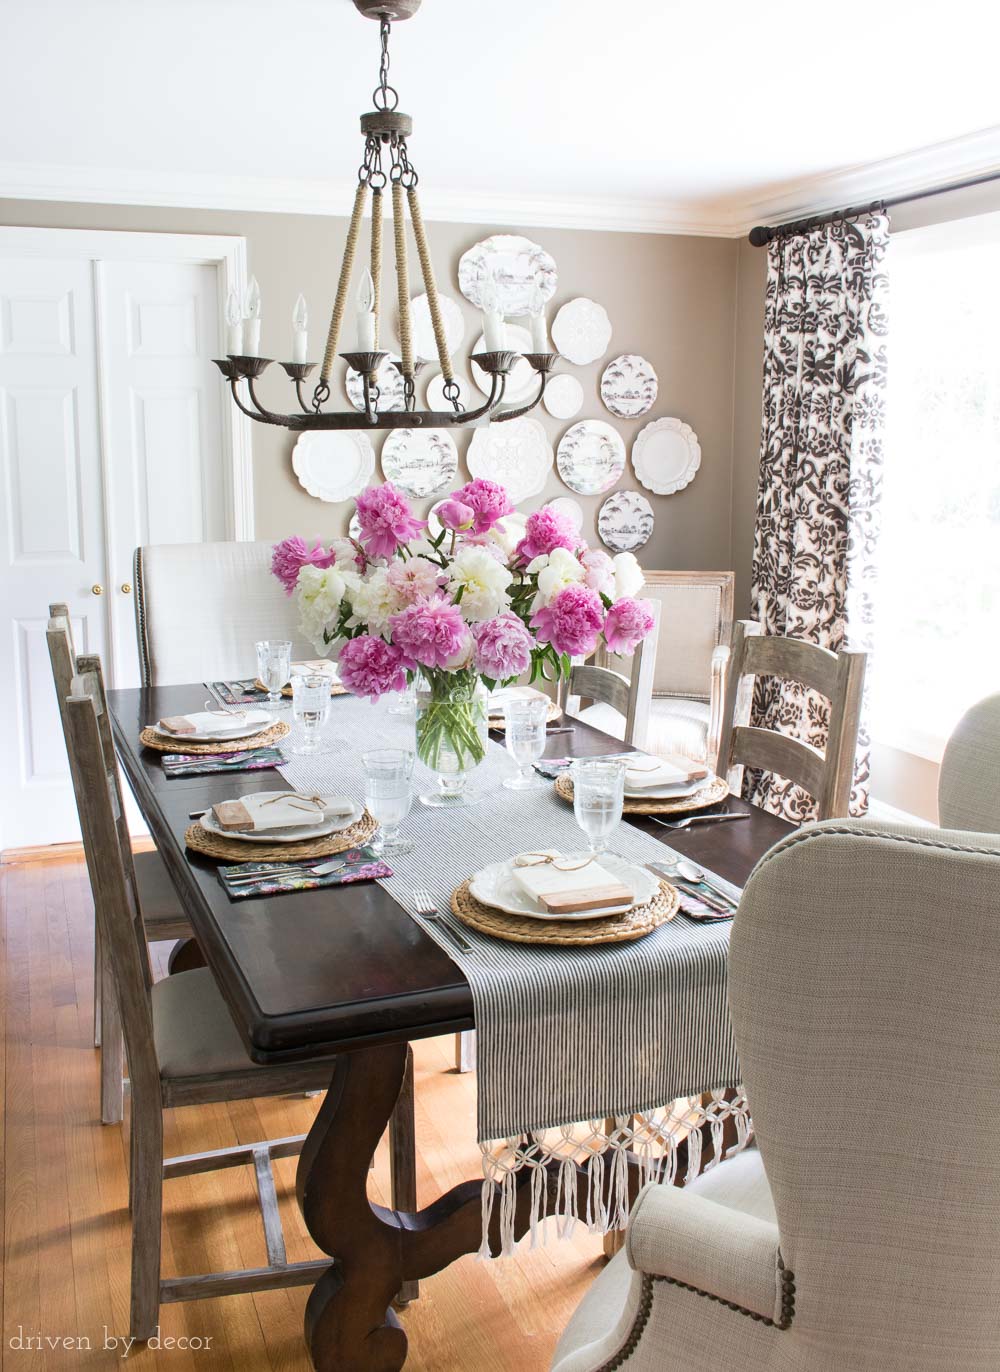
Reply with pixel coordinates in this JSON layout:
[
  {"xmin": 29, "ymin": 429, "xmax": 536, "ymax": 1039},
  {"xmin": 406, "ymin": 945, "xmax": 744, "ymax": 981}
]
[{"xmin": 372, "ymin": 17, "xmax": 399, "ymax": 112}]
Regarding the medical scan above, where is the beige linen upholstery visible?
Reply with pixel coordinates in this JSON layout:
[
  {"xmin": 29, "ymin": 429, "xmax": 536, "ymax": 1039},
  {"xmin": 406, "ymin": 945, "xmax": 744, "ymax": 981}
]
[
  {"xmin": 585, "ymin": 696, "xmax": 713, "ymax": 763},
  {"xmin": 134, "ymin": 540, "xmax": 315, "ymax": 686},
  {"xmin": 938, "ymin": 692, "xmax": 1000, "ymax": 832},
  {"xmin": 552, "ymin": 820, "xmax": 1000, "ymax": 1370}
]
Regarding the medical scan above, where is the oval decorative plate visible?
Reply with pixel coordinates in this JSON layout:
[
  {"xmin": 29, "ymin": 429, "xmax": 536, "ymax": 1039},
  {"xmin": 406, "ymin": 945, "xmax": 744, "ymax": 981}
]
[
  {"xmin": 380, "ymin": 428, "xmax": 458, "ymax": 498},
  {"xmin": 470, "ymin": 325, "xmax": 537, "ymax": 403},
  {"xmin": 551, "ymin": 298, "xmax": 612, "ymax": 365},
  {"xmin": 556, "ymin": 420, "xmax": 626, "ymax": 495},
  {"xmin": 467, "ymin": 417, "xmax": 552, "ymax": 505},
  {"xmin": 458, "ymin": 234, "xmax": 557, "ymax": 314},
  {"xmin": 407, "ymin": 292, "xmax": 465, "ymax": 363},
  {"xmin": 632, "ymin": 416, "xmax": 702, "ymax": 495},
  {"xmin": 545, "ymin": 496, "xmax": 584, "ymax": 534},
  {"xmin": 345, "ymin": 356, "xmax": 406, "ymax": 413},
  {"xmin": 600, "ymin": 354, "xmax": 658, "ymax": 419},
  {"xmin": 598, "ymin": 489, "xmax": 654, "ymax": 553},
  {"xmin": 426, "ymin": 371, "xmax": 474, "ymax": 413},
  {"xmin": 543, "ymin": 373, "xmax": 584, "ymax": 420},
  {"xmin": 292, "ymin": 431, "xmax": 377, "ymax": 503}
]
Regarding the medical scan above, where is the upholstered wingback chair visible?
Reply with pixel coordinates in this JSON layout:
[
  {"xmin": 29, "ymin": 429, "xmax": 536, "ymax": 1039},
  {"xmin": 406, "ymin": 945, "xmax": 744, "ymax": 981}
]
[
  {"xmin": 133, "ymin": 541, "xmax": 315, "ymax": 686},
  {"xmin": 938, "ymin": 692, "xmax": 1000, "ymax": 832},
  {"xmin": 552, "ymin": 819, "xmax": 1000, "ymax": 1371}
]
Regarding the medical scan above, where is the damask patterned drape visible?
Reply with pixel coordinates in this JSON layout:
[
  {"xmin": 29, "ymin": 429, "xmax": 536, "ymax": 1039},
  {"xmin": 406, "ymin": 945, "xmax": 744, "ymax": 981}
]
[{"xmin": 748, "ymin": 211, "xmax": 889, "ymax": 822}]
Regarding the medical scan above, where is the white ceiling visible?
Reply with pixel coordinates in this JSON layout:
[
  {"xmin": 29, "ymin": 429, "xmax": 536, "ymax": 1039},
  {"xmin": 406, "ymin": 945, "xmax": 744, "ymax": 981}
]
[{"xmin": 3, "ymin": 0, "xmax": 1000, "ymax": 234}]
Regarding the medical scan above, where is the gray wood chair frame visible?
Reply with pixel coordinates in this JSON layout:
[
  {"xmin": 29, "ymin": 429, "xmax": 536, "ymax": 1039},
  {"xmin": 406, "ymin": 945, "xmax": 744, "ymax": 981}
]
[
  {"xmin": 715, "ymin": 620, "xmax": 867, "ymax": 820},
  {"xmin": 557, "ymin": 602, "xmax": 661, "ymax": 749},
  {"xmin": 62, "ymin": 666, "xmax": 418, "ymax": 1338}
]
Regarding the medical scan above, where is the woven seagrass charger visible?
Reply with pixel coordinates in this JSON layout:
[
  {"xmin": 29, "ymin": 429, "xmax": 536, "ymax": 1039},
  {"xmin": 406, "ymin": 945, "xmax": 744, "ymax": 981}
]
[
  {"xmin": 450, "ymin": 876, "xmax": 679, "ymax": 946},
  {"xmin": 184, "ymin": 807, "xmax": 378, "ymax": 862},
  {"xmin": 139, "ymin": 720, "xmax": 291, "ymax": 755},
  {"xmin": 553, "ymin": 771, "xmax": 729, "ymax": 816}
]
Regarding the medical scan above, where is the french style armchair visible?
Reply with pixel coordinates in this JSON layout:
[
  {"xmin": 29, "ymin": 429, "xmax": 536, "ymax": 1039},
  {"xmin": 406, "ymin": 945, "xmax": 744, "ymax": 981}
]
[{"xmin": 938, "ymin": 691, "xmax": 1000, "ymax": 832}]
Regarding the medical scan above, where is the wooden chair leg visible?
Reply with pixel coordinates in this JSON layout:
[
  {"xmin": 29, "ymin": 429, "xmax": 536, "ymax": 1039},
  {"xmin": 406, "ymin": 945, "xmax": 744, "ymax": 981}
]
[
  {"xmin": 454, "ymin": 1030, "xmax": 476, "ymax": 1073},
  {"xmin": 93, "ymin": 919, "xmax": 103, "ymax": 1048},
  {"xmin": 99, "ymin": 943, "xmax": 125, "ymax": 1126},
  {"xmin": 389, "ymin": 1045, "xmax": 418, "ymax": 1305},
  {"xmin": 129, "ymin": 1105, "xmax": 163, "ymax": 1342}
]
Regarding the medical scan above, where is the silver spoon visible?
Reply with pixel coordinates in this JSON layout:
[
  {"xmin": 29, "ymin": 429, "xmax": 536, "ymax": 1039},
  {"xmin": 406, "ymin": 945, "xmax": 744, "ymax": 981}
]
[
  {"xmin": 224, "ymin": 857, "xmax": 347, "ymax": 885},
  {"xmin": 674, "ymin": 858, "xmax": 739, "ymax": 908},
  {"xmin": 653, "ymin": 861, "xmax": 735, "ymax": 913}
]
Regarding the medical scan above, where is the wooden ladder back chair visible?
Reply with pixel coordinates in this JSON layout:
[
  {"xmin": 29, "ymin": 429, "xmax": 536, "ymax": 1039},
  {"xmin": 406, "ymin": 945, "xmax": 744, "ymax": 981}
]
[
  {"xmin": 715, "ymin": 620, "xmax": 867, "ymax": 820},
  {"xmin": 558, "ymin": 601, "xmax": 661, "ymax": 749}
]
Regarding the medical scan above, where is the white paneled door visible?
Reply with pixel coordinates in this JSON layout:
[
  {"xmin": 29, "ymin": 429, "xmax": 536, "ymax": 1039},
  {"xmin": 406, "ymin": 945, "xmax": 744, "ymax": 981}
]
[{"xmin": 0, "ymin": 230, "xmax": 250, "ymax": 850}]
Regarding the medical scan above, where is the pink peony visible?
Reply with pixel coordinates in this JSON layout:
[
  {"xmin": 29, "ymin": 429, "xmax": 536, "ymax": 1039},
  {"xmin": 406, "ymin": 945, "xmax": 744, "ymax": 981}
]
[
  {"xmin": 452, "ymin": 478, "xmax": 514, "ymax": 534},
  {"xmin": 436, "ymin": 499, "xmax": 475, "ymax": 532},
  {"xmin": 354, "ymin": 483, "xmax": 425, "ymax": 560},
  {"xmin": 386, "ymin": 556, "xmax": 447, "ymax": 606},
  {"xmin": 514, "ymin": 507, "xmax": 578, "ymax": 565},
  {"xmin": 579, "ymin": 547, "xmax": 615, "ymax": 597},
  {"xmin": 530, "ymin": 584, "xmax": 605, "ymax": 658},
  {"xmin": 472, "ymin": 612, "xmax": 534, "ymax": 681},
  {"xmin": 338, "ymin": 634, "xmax": 408, "ymax": 701},
  {"xmin": 271, "ymin": 536, "xmax": 336, "ymax": 595},
  {"xmin": 603, "ymin": 597, "xmax": 656, "ymax": 655},
  {"xmin": 390, "ymin": 598, "xmax": 469, "ymax": 670}
]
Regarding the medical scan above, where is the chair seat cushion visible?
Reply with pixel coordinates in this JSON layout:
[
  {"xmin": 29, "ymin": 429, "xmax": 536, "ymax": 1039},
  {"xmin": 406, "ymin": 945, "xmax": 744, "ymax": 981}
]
[
  {"xmin": 577, "ymin": 697, "xmax": 710, "ymax": 763},
  {"xmin": 134, "ymin": 849, "xmax": 190, "ymax": 938},
  {"xmin": 152, "ymin": 967, "xmax": 266, "ymax": 1079},
  {"xmin": 550, "ymin": 1247, "xmax": 643, "ymax": 1372}
]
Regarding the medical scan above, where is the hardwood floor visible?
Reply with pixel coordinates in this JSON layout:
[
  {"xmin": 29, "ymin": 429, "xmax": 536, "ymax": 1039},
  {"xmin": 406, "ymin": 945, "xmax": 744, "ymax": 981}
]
[{"xmin": 0, "ymin": 854, "xmax": 604, "ymax": 1370}]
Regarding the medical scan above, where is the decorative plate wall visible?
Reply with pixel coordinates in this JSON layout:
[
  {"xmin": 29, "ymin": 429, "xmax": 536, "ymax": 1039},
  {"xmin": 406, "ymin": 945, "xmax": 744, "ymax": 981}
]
[
  {"xmin": 348, "ymin": 509, "xmax": 361, "ymax": 541},
  {"xmin": 470, "ymin": 325, "xmax": 537, "ymax": 403},
  {"xmin": 380, "ymin": 428, "xmax": 458, "ymax": 498},
  {"xmin": 600, "ymin": 354, "xmax": 658, "ymax": 418},
  {"xmin": 545, "ymin": 496, "xmax": 584, "ymax": 534},
  {"xmin": 458, "ymin": 234, "xmax": 557, "ymax": 315},
  {"xmin": 550, "ymin": 298, "xmax": 612, "ymax": 365},
  {"xmin": 292, "ymin": 431, "xmax": 376, "ymax": 503},
  {"xmin": 407, "ymin": 292, "xmax": 465, "ymax": 362},
  {"xmin": 345, "ymin": 356, "xmax": 406, "ymax": 413},
  {"xmin": 426, "ymin": 371, "xmax": 474, "ymax": 412},
  {"xmin": 556, "ymin": 420, "xmax": 626, "ymax": 495},
  {"xmin": 632, "ymin": 416, "xmax": 702, "ymax": 495},
  {"xmin": 543, "ymin": 373, "xmax": 584, "ymax": 421},
  {"xmin": 467, "ymin": 417, "xmax": 552, "ymax": 505},
  {"xmin": 598, "ymin": 489, "xmax": 655, "ymax": 553}
]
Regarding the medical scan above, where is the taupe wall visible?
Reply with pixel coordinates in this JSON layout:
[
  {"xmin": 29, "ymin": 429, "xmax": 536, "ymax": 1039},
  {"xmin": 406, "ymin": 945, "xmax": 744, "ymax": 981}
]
[{"xmin": 0, "ymin": 199, "xmax": 739, "ymax": 574}]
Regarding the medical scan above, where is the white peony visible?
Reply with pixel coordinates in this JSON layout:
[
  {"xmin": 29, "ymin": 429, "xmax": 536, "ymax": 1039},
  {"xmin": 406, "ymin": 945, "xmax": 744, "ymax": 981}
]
[
  {"xmin": 613, "ymin": 551, "xmax": 645, "ymax": 599},
  {"xmin": 449, "ymin": 544, "xmax": 513, "ymax": 622},
  {"xmin": 489, "ymin": 511, "xmax": 528, "ymax": 561},
  {"xmin": 531, "ymin": 546, "xmax": 586, "ymax": 612},
  {"xmin": 296, "ymin": 563, "xmax": 349, "ymax": 654},
  {"xmin": 346, "ymin": 565, "xmax": 403, "ymax": 636}
]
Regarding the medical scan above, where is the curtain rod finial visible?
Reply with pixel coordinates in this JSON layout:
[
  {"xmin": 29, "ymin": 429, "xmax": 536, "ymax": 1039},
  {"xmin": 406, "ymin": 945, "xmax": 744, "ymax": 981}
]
[{"xmin": 748, "ymin": 226, "xmax": 771, "ymax": 248}]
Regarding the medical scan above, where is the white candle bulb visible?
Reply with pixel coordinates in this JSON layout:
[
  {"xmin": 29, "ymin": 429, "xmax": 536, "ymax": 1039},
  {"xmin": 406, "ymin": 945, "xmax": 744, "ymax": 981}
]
[
  {"xmin": 480, "ymin": 272, "xmax": 506, "ymax": 352},
  {"xmin": 292, "ymin": 292, "xmax": 308, "ymax": 364},
  {"xmin": 225, "ymin": 287, "xmax": 244, "ymax": 355},
  {"xmin": 528, "ymin": 285, "xmax": 549, "ymax": 353},
  {"xmin": 243, "ymin": 275, "xmax": 262, "ymax": 357},
  {"xmin": 356, "ymin": 269, "xmax": 376, "ymax": 351}
]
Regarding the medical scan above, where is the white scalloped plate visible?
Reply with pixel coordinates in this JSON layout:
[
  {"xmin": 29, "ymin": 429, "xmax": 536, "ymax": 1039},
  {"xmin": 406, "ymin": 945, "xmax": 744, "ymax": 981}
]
[
  {"xmin": 292, "ymin": 431, "xmax": 377, "ymax": 503},
  {"xmin": 458, "ymin": 234, "xmax": 557, "ymax": 314},
  {"xmin": 467, "ymin": 416, "xmax": 552, "ymax": 505},
  {"xmin": 600, "ymin": 354, "xmax": 658, "ymax": 419},
  {"xmin": 556, "ymin": 420, "xmax": 626, "ymax": 495},
  {"xmin": 543, "ymin": 373, "xmax": 584, "ymax": 420},
  {"xmin": 470, "ymin": 324, "xmax": 537, "ymax": 403},
  {"xmin": 632, "ymin": 417, "xmax": 702, "ymax": 495},
  {"xmin": 598, "ymin": 489, "xmax": 654, "ymax": 553},
  {"xmin": 469, "ymin": 852, "xmax": 658, "ymax": 921},
  {"xmin": 545, "ymin": 496, "xmax": 584, "ymax": 534},
  {"xmin": 406, "ymin": 292, "xmax": 466, "ymax": 363},
  {"xmin": 551, "ymin": 298, "xmax": 612, "ymax": 365},
  {"xmin": 380, "ymin": 428, "xmax": 458, "ymax": 498}
]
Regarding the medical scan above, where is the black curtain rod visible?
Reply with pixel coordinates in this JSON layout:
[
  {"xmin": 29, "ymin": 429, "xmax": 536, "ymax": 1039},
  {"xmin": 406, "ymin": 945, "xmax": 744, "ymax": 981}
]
[{"xmin": 747, "ymin": 166, "xmax": 1000, "ymax": 246}]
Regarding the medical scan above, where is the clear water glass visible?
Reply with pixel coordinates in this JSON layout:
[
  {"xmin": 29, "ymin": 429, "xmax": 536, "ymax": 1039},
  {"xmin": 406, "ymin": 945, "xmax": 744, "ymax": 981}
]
[
  {"xmin": 363, "ymin": 748, "xmax": 415, "ymax": 855},
  {"xmin": 503, "ymin": 696, "xmax": 549, "ymax": 790},
  {"xmin": 289, "ymin": 673, "xmax": 330, "ymax": 754},
  {"xmin": 386, "ymin": 678, "xmax": 416, "ymax": 717},
  {"xmin": 255, "ymin": 639, "xmax": 292, "ymax": 708},
  {"xmin": 572, "ymin": 758, "xmax": 626, "ymax": 856}
]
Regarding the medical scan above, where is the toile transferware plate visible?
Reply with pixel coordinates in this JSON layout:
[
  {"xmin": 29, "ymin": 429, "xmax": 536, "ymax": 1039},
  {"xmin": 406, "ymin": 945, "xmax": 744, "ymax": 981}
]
[
  {"xmin": 345, "ymin": 356, "xmax": 406, "ymax": 413},
  {"xmin": 556, "ymin": 419, "xmax": 626, "ymax": 495},
  {"xmin": 598, "ymin": 489, "xmax": 654, "ymax": 553},
  {"xmin": 550, "ymin": 297, "xmax": 613, "ymax": 365},
  {"xmin": 600, "ymin": 354, "xmax": 659, "ymax": 419},
  {"xmin": 632, "ymin": 417, "xmax": 702, "ymax": 495},
  {"xmin": 380, "ymin": 427, "xmax": 458, "ymax": 498},
  {"xmin": 293, "ymin": 430, "xmax": 377, "ymax": 503},
  {"xmin": 468, "ymin": 852, "xmax": 658, "ymax": 921},
  {"xmin": 467, "ymin": 416, "xmax": 553, "ymax": 505},
  {"xmin": 458, "ymin": 234, "xmax": 557, "ymax": 315}
]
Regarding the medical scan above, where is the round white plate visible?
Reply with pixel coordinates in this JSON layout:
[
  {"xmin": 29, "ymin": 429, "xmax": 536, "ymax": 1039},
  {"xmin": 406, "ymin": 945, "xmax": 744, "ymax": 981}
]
[
  {"xmin": 600, "ymin": 354, "xmax": 658, "ymax": 419},
  {"xmin": 200, "ymin": 793, "xmax": 364, "ymax": 844},
  {"xmin": 406, "ymin": 292, "xmax": 465, "ymax": 363},
  {"xmin": 458, "ymin": 234, "xmax": 557, "ymax": 314},
  {"xmin": 469, "ymin": 852, "xmax": 659, "ymax": 921},
  {"xmin": 292, "ymin": 430, "xmax": 377, "ymax": 503},
  {"xmin": 425, "ymin": 371, "xmax": 474, "ymax": 413},
  {"xmin": 551, "ymin": 298, "xmax": 612, "ymax": 365},
  {"xmin": 556, "ymin": 420, "xmax": 626, "ymax": 495},
  {"xmin": 543, "ymin": 373, "xmax": 584, "ymax": 420},
  {"xmin": 598, "ymin": 489, "xmax": 654, "ymax": 553},
  {"xmin": 624, "ymin": 777, "xmax": 709, "ymax": 801},
  {"xmin": 545, "ymin": 496, "xmax": 584, "ymax": 534},
  {"xmin": 150, "ymin": 709, "xmax": 272, "ymax": 744},
  {"xmin": 380, "ymin": 428, "xmax": 458, "ymax": 498},
  {"xmin": 470, "ymin": 325, "xmax": 537, "ymax": 403},
  {"xmin": 467, "ymin": 416, "xmax": 552, "ymax": 505},
  {"xmin": 345, "ymin": 356, "xmax": 406, "ymax": 413},
  {"xmin": 632, "ymin": 416, "xmax": 702, "ymax": 495}
]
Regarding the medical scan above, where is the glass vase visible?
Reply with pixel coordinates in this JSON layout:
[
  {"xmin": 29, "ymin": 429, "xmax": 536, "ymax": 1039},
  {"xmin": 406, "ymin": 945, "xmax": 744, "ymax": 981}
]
[{"xmin": 415, "ymin": 671, "xmax": 489, "ymax": 807}]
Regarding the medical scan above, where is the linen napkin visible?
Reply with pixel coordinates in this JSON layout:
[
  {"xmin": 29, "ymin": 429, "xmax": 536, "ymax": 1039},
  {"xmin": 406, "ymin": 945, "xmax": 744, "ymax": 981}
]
[
  {"xmin": 219, "ymin": 846, "xmax": 392, "ymax": 900},
  {"xmin": 512, "ymin": 851, "xmax": 633, "ymax": 913},
  {"xmin": 211, "ymin": 791, "xmax": 355, "ymax": 833},
  {"xmin": 160, "ymin": 747, "xmax": 285, "ymax": 779},
  {"xmin": 624, "ymin": 753, "xmax": 709, "ymax": 790}
]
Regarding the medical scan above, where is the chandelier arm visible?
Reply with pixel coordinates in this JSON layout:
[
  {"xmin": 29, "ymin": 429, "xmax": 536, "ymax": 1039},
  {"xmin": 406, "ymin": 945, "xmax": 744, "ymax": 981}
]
[
  {"xmin": 370, "ymin": 186, "xmax": 384, "ymax": 363},
  {"xmin": 406, "ymin": 185, "xmax": 454, "ymax": 383},
  {"xmin": 490, "ymin": 373, "xmax": 549, "ymax": 423},
  {"xmin": 460, "ymin": 373, "xmax": 504, "ymax": 422},
  {"xmin": 318, "ymin": 180, "xmax": 371, "ymax": 389},
  {"xmin": 294, "ymin": 380, "xmax": 312, "ymax": 414},
  {"xmin": 391, "ymin": 180, "xmax": 414, "ymax": 378},
  {"xmin": 245, "ymin": 376, "xmax": 289, "ymax": 425}
]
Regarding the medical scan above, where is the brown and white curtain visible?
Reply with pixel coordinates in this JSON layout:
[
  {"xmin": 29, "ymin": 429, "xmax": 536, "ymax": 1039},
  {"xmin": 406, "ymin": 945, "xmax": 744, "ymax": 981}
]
[{"xmin": 749, "ymin": 211, "xmax": 889, "ymax": 822}]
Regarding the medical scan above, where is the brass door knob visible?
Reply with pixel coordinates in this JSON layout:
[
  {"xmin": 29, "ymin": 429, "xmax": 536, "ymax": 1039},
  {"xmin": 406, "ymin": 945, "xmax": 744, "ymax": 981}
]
[
  {"xmin": 91, "ymin": 584, "xmax": 103, "ymax": 595},
  {"xmin": 121, "ymin": 583, "xmax": 132, "ymax": 594}
]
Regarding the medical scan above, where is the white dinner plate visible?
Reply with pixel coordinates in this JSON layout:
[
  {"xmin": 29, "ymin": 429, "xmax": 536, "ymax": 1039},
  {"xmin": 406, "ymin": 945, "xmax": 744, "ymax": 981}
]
[
  {"xmin": 149, "ymin": 709, "xmax": 272, "ymax": 743},
  {"xmin": 469, "ymin": 852, "xmax": 659, "ymax": 921},
  {"xmin": 623, "ymin": 776, "xmax": 710, "ymax": 800},
  {"xmin": 199, "ymin": 793, "xmax": 363, "ymax": 844}
]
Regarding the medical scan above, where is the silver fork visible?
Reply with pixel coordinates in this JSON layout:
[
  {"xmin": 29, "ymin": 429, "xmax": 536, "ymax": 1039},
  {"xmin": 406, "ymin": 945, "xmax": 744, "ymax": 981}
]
[
  {"xmin": 649, "ymin": 812, "xmax": 751, "ymax": 831},
  {"xmin": 224, "ymin": 857, "xmax": 347, "ymax": 886},
  {"xmin": 411, "ymin": 888, "xmax": 473, "ymax": 953}
]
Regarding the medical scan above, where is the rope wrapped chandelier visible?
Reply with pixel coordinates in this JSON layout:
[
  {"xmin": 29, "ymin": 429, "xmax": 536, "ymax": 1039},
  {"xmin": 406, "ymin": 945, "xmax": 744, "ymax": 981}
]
[{"xmin": 214, "ymin": 0, "xmax": 559, "ymax": 432}]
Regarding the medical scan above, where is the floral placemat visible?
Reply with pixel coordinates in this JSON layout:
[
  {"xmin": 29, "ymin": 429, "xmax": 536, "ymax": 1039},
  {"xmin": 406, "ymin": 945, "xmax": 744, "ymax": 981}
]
[
  {"xmin": 219, "ymin": 845, "xmax": 392, "ymax": 900},
  {"xmin": 161, "ymin": 746, "xmax": 286, "ymax": 778}
]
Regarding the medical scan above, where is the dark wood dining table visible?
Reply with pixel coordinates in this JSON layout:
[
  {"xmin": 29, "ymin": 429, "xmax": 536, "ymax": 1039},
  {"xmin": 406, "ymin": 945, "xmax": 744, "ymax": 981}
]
[{"xmin": 109, "ymin": 682, "xmax": 793, "ymax": 1372}]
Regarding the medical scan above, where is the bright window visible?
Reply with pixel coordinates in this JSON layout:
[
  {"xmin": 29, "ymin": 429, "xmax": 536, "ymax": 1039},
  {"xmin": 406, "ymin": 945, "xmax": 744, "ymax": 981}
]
[{"xmin": 872, "ymin": 213, "xmax": 1000, "ymax": 761}]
